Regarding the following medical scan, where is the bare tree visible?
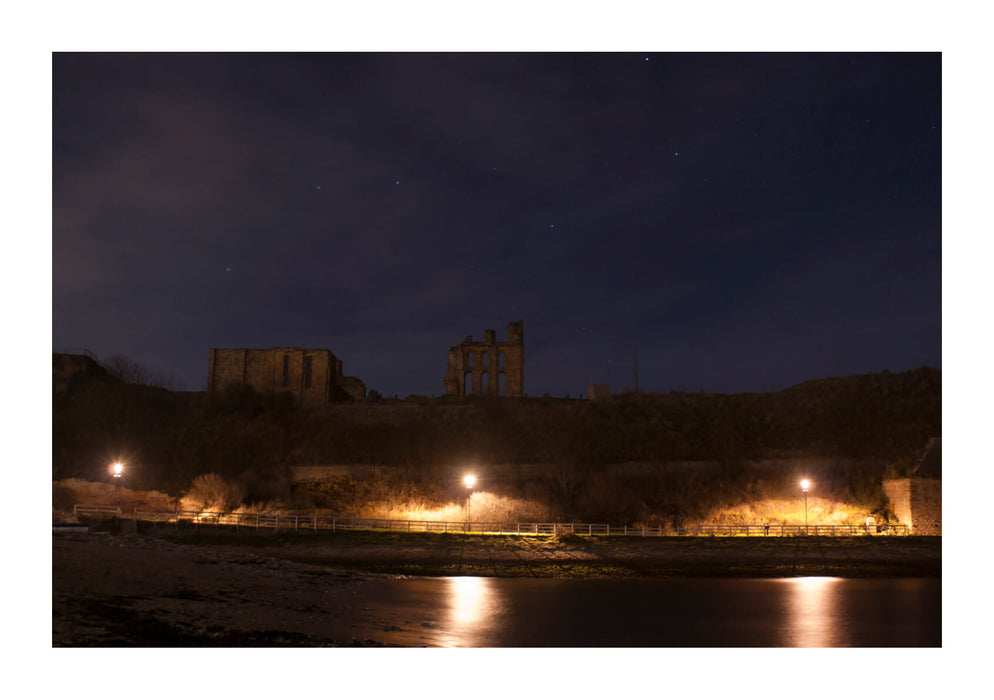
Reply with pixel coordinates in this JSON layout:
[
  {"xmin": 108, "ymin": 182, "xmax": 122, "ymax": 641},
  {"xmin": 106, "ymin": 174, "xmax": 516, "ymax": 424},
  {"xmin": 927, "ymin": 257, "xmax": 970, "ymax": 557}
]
[{"xmin": 104, "ymin": 354, "xmax": 176, "ymax": 389}]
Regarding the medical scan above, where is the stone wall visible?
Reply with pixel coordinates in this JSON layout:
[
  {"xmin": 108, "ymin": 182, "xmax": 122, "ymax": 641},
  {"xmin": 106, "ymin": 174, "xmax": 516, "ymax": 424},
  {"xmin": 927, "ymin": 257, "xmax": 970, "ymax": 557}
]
[
  {"xmin": 443, "ymin": 321, "xmax": 525, "ymax": 397},
  {"xmin": 53, "ymin": 353, "xmax": 114, "ymax": 395},
  {"xmin": 336, "ymin": 375, "xmax": 367, "ymax": 402},
  {"xmin": 883, "ymin": 478, "xmax": 911, "ymax": 526},
  {"xmin": 208, "ymin": 347, "xmax": 364, "ymax": 406},
  {"xmin": 588, "ymin": 384, "xmax": 611, "ymax": 401},
  {"xmin": 883, "ymin": 477, "xmax": 942, "ymax": 535}
]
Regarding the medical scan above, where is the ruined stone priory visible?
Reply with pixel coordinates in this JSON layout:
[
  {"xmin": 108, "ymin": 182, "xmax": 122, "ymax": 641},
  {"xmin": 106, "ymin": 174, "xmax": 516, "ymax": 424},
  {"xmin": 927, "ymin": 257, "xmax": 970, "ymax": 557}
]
[
  {"xmin": 208, "ymin": 347, "xmax": 366, "ymax": 405},
  {"xmin": 444, "ymin": 321, "xmax": 524, "ymax": 397}
]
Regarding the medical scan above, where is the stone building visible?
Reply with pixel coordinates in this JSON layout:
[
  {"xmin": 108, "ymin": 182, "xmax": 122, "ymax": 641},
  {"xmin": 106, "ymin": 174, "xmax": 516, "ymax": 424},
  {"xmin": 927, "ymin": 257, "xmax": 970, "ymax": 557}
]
[
  {"xmin": 444, "ymin": 321, "xmax": 524, "ymax": 397},
  {"xmin": 883, "ymin": 437, "xmax": 942, "ymax": 535},
  {"xmin": 53, "ymin": 351, "xmax": 115, "ymax": 395},
  {"xmin": 587, "ymin": 384, "xmax": 611, "ymax": 401},
  {"xmin": 207, "ymin": 347, "xmax": 365, "ymax": 405}
]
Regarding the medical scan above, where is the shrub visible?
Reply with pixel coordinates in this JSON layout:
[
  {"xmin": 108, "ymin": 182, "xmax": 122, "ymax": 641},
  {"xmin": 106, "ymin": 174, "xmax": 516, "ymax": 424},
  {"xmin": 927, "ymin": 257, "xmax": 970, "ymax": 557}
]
[{"xmin": 181, "ymin": 473, "xmax": 244, "ymax": 512}]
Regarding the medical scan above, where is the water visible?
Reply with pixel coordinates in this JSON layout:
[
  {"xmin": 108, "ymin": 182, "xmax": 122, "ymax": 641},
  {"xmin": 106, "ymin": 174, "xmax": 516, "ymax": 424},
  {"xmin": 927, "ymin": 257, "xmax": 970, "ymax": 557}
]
[{"xmin": 353, "ymin": 576, "xmax": 940, "ymax": 647}]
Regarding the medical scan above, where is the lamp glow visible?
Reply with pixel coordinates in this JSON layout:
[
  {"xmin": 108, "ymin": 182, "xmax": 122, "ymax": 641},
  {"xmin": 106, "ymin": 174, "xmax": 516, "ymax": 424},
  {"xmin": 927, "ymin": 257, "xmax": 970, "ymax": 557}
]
[
  {"xmin": 111, "ymin": 462, "xmax": 125, "ymax": 507},
  {"xmin": 463, "ymin": 474, "xmax": 476, "ymax": 489}
]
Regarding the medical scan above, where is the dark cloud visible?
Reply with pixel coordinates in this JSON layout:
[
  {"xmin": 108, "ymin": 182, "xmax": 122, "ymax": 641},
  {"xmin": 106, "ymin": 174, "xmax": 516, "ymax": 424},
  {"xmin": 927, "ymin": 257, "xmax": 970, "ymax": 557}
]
[{"xmin": 53, "ymin": 52, "xmax": 941, "ymax": 396}]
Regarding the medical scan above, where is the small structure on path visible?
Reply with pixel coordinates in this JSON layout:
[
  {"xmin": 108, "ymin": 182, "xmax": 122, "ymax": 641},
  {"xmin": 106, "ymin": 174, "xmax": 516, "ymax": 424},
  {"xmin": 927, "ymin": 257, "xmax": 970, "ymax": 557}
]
[
  {"xmin": 587, "ymin": 384, "xmax": 611, "ymax": 401},
  {"xmin": 883, "ymin": 437, "xmax": 941, "ymax": 535}
]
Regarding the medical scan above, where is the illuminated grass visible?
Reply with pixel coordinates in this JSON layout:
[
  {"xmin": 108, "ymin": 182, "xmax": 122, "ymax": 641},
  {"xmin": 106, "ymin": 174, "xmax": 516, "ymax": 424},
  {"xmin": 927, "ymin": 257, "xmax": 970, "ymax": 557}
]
[
  {"xmin": 357, "ymin": 492, "xmax": 554, "ymax": 523},
  {"xmin": 704, "ymin": 497, "xmax": 873, "ymax": 526},
  {"xmin": 53, "ymin": 478, "xmax": 177, "ymax": 518}
]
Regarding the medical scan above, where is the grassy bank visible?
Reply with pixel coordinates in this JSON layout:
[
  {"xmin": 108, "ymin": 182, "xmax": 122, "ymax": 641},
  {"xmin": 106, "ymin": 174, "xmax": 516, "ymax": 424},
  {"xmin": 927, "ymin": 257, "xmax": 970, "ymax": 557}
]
[
  {"xmin": 54, "ymin": 366, "xmax": 941, "ymax": 525},
  {"xmin": 135, "ymin": 527, "xmax": 941, "ymax": 579}
]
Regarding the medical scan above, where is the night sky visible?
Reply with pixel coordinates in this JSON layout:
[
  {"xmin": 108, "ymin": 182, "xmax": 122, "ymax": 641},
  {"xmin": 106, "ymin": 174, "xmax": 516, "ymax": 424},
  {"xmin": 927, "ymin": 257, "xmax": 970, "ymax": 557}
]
[{"xmin": 52, "ymin": 52, "xmax": 941, "ymax": 397}]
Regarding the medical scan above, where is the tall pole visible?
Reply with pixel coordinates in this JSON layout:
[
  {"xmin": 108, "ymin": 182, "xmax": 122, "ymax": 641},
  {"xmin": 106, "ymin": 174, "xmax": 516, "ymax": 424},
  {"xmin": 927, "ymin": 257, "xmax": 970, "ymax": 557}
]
[
  {"xmin": 801, "ymin": 479, "xmax": 810, "ymax": 535},
  {"xmin": 463, "ymin": 474, "xmax": 476, "ymax": 530},
  {"xmin": 633, "ymin": 343, "xmax": 638, "ymax": 394}
]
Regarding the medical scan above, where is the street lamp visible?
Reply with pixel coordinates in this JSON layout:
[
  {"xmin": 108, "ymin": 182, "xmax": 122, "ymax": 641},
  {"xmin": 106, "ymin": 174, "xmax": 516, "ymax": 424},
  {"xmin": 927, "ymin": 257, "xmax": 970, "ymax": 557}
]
[
  {"xmin": 112, "ymin": 462, "xmax": 124, "ymax": 507},
  {"xmin": 463, "ymin": 474, "xmax": 476, "ymax": 526},
  {"xmin": 801, "ymin": 479, "xmax": 810, "ymax": 534}
]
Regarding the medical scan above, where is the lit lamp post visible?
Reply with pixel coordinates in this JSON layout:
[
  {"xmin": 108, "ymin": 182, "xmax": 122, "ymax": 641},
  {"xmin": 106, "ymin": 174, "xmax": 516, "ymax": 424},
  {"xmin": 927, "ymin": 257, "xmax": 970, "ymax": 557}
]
[
  {"xmin": 801, "ymin": 479, "xmax": 810, "ymax": 534},
  {"xmin": 463, "ymin": 474, "xmax": 476, "ymax": 528},
  {"xmin": 112, "ymin": 462, "xmax": 124, "ymax": 508}
]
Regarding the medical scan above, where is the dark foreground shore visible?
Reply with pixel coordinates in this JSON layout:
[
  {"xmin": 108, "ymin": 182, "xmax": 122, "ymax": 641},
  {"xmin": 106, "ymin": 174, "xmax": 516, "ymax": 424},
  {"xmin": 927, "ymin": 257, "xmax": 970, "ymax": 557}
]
[{"xmin": 52, "ymin": 529, "xmax": 940, "ymax": 646}]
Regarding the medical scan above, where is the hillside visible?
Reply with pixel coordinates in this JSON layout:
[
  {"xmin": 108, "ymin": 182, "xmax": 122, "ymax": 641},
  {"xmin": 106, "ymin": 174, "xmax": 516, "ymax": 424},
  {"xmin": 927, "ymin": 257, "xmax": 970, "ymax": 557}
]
[{"xmin": 53, "ymin": 360, "xmax": 939, "ymax": 523}]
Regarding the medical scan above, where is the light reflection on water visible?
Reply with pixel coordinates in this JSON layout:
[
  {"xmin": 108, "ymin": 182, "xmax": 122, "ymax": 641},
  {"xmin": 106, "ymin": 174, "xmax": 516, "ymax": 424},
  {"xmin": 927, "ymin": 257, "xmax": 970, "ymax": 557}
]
[
  {"xmin": 783, "ymin": 577, "xmax": 843, "ymax": 647},
  {"xmin": 441, "ymin": 576, "xmax": 500, "ymax": 647},
  {"xmin": 357, "ymin": 576, "xmax": 939, "ymax": 647}
]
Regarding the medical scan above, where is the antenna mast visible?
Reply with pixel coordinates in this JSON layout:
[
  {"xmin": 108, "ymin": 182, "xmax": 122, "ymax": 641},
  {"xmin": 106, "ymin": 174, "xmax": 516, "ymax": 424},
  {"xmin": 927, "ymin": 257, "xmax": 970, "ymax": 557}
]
[{"xmin": 633, "ymin": 343, "xmax": 639, "ymax": 393}]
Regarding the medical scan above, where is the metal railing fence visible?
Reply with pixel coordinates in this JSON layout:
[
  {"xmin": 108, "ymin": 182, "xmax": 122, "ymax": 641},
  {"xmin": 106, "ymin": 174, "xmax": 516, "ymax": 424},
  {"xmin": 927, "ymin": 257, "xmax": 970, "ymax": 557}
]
[
  {"xmin": 73, "ymin": 504, "xmax": 122, "ymax": 516},
  {"xmin": 72, "ymin": 505, "xmax": 908, "ymax": 536}
]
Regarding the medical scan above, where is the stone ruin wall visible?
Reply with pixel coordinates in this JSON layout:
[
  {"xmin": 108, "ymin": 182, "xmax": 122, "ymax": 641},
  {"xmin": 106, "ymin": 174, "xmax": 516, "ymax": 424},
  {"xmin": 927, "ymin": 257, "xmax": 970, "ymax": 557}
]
[
  {"xmin": 208, "ymin": 347, "xmax": 365, "ymax": 405},
  {"xmin": 336, "ymin": 375, "xmax": 367, "ymax": 402},
  {"xmin": 443, "ymin": 321, "xmax": 524, "ymax": 397},
  {"xmin": 53, "ymin": 353, "xmax": 113, "ymax": 395},
  {"xmin": 588, "ymin": 384, "xmax": 611, "ymax": 401},
  {"xmin": 883, "ymin": 478, "xmax": 942, "ymax": 535}
]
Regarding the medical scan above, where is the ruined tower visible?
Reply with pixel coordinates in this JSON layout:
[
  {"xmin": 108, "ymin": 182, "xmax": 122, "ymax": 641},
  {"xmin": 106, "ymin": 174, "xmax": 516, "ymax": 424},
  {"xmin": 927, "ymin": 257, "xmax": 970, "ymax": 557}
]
[{"xmin": 444, "ymin": 321, "xmax": 524, "ymax": 397}]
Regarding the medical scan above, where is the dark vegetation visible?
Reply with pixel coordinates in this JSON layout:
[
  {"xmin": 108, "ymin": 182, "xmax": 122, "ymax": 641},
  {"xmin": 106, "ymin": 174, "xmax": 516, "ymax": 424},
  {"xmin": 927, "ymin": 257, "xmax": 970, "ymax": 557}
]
[{"xmin": 53, "ymin": 356, "xmax": 940, "ymax": 523}]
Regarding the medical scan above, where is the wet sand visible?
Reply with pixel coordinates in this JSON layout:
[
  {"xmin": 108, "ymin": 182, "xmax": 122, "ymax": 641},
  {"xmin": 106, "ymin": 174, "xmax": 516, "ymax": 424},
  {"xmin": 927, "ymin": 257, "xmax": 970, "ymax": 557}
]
[{"xmin": 52, "ymin": 534, "xmax": 383, "ymax": 646}]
